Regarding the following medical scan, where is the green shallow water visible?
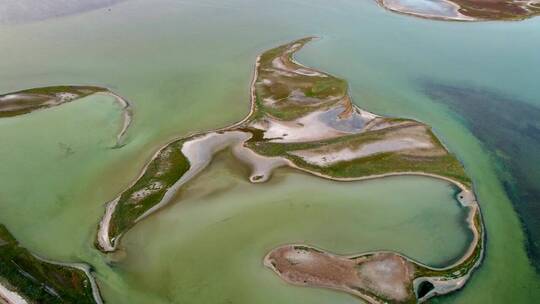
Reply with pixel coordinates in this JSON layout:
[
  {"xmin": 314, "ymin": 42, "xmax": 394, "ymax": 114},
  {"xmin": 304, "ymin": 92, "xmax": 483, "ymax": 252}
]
[
  {"xmin": 112, "ymin": 157, "xmax": 470, "ymax": 304},
  {"xmin": 0, "ymin": 0, "xmax": 539, "ymax": 303}
]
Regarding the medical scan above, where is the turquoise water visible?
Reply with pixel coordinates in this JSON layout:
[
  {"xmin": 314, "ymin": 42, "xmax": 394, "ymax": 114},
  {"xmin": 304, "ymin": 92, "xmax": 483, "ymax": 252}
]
[{"xmin": 0, "ymin": 0, "xmax": 539, "ymax": 302}]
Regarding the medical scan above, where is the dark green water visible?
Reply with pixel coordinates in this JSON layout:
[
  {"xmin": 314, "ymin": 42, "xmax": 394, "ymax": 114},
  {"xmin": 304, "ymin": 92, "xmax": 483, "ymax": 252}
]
[{"xmin": 424, "ymin": 82, "xmax": 540, "ymax": 271}]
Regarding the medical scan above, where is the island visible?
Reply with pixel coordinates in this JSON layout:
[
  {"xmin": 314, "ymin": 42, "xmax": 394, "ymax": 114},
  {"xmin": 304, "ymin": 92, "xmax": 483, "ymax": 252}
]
[
  {"xmin": 93, "ymin": 37, "xmax": 484, "ymax": 303},
  {"xmin": 0, "ymin": 85, "xmax": 132, "ymax": 147},
  {"xmin": 375, "ymin": 0, "xmax": 540, "ymax": 21},
  {"xmin": 0, "ymin": 224, "xmax": 102, "ymax": 304}
]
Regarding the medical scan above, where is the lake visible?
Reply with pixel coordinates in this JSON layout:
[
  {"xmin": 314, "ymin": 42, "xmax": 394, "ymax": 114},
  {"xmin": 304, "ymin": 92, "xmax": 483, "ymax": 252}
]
[{"xmin": 0, "ymin": 0, "xmax": 539, "ymax": 302}]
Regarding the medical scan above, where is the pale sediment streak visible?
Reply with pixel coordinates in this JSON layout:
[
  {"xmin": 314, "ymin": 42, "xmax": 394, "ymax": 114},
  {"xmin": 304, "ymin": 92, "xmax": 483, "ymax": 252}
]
[
  {"xmin": 232, "ymin": 143, "xmax": 289, "ymax": 183},
  {"xmin": 291, "ymin": 137, "xmax": 434, "ymax": 167}
]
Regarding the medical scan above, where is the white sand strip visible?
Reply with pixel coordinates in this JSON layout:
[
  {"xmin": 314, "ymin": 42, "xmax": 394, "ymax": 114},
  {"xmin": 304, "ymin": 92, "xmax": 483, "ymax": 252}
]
[{"xmin": 291, "ymin": 137, "xmax": 433, "ymax": 166}]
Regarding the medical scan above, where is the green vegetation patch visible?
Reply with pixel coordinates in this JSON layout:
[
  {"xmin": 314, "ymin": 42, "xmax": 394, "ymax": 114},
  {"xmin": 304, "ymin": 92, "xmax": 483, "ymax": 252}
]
[
  {"xmin": 253, "ymin": 37, "xmax": 348, "ymax": 121},
  {"xmin": 109, "ymin": 140, "xmax": 191, "ymax": 239},
  {"xmin": 0, "ymin": 224, "xmax": 96, "ymax": 303},
  {"xmin": 19, "ymin": 86, "xmax": 105, "ymax": 96}
]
